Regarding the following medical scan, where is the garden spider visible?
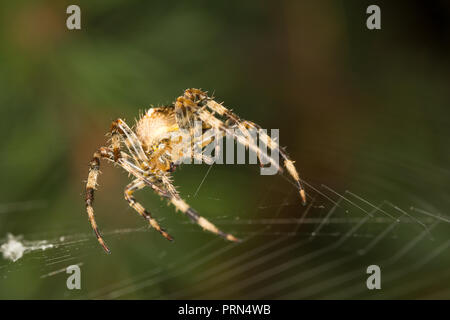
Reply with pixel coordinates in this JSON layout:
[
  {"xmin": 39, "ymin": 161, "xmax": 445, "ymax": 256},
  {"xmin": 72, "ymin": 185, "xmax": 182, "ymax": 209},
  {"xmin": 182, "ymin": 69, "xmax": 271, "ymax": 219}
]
[{"xmin": 85, "ymin": 88, "xmax": 306, "ymax": 253}]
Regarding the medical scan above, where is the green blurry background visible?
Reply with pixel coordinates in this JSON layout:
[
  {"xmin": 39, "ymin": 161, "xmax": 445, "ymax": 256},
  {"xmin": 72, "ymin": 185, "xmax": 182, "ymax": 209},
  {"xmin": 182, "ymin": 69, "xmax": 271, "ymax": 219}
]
[{"xmin": 0, "ymin": 0, "xmax": 449, "ymax": 299}]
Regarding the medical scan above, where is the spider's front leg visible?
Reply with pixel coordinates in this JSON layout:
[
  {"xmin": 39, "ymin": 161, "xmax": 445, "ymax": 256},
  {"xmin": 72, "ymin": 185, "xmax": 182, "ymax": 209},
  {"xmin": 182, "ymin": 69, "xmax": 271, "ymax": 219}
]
[
  {"xmin": 175, "ymin": 89, "xmax": 307, "ymax": 204},
  {"xmin": 239, "ymin": 119, "xmax": 307, "ymax": 204},
  {"xmin": 85, "ymin": 147, "xmax": 171, "ymax": 253},
  {"xmin": 201, "ymin": 96, "xmax": 307, "ymax": 204},
  {"xmin": 85, "ymin": 147, "xmax": 112, "ymax": 253},
  {"xmin": 85, "ymin": 118, "xmax": 147, "ymax": 254},
  {"xmin": 110, "ymin": 118, "xmax": 150, "ymax": 168}
]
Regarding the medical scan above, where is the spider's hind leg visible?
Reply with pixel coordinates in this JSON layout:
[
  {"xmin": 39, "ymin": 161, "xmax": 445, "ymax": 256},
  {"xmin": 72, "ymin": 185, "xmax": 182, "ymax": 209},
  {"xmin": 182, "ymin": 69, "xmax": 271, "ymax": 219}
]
[
  {"xmin": 124, "ymin": 179, "xmax": 173, "ymax": 241},
  {"xmin": 158, "ymin": 175, "xmax": 240, "ymax": 243},
  {"xmin": 171, "ymin": 197, "xmax": 240, "ymax": 242}
]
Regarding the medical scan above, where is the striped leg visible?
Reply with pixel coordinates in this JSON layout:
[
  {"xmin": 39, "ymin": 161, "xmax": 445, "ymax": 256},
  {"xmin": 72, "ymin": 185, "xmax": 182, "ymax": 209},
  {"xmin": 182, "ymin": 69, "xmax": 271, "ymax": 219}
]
[
  {"xmin": 114, "ymin": 153, "xmax": 171, "ymax": 199},
  {"xmin": 157, "ymin": 175, "xmax": 240, "ymax": 243},
  {"xmin": 180, "ymin": 88, "xmax": 306, "ymax": 201},
  {"xmin": 85, "ymin": 147, "xmax": 169, "ymax": 253},
  {"xmin": 241, "ymin": 120, "xmax": 306, "ymax": 204},
  {"xmin": 175, "ymin": 93, "xmax": 288, "ymax": 182},
  {"xmin": 109, "ymin": 120, "xmax": 157, "ymax": 186},
  {"xmin": 85, "ymin": 147, "xmax": 112, "ymax": 253},
  {"xmin": 111, "ymin": 119, "xmax": 150, "ymax": 169},
  {"xmin": 198, "ymin": 105, "xmax": 307, "ymax": 204},
  {"xmin": 110, "ymin": 120, "xmax": 122, "ymax": 162},
  {"xmin": 196, "ymin": 109, "xmax": 279, "ymax": 168},
  {"xmin": 124, "ymin": 179, "xmax": 173, "ymax": 241},
  {"xmin": 109, "ymin": 120, "xmax": 173, "ymax": 197},
  {"xmin": 197, "ymin": 128, "xmax": 226, "ymax": 164}
]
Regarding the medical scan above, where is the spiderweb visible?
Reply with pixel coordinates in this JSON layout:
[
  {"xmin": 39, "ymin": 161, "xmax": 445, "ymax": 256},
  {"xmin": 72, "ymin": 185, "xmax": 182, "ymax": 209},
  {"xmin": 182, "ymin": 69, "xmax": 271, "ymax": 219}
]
[{"xmin": 0, "ymin": 164, "xmax": 449, "ymax": 299}]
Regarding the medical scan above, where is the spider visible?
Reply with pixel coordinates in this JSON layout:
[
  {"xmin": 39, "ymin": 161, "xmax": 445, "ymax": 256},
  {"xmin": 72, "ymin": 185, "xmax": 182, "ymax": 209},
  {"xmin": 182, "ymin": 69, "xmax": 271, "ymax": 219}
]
[{"xmin": 85, "ymin": 88, "xmax": 306, "ymax": 253}]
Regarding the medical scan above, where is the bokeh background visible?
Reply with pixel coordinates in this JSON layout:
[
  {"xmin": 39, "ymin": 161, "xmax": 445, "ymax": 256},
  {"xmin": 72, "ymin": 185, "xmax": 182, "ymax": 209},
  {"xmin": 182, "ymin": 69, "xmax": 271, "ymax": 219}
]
[{"xmin": 0, "ymin": 0, "xmax": 449, "ymax": 299}]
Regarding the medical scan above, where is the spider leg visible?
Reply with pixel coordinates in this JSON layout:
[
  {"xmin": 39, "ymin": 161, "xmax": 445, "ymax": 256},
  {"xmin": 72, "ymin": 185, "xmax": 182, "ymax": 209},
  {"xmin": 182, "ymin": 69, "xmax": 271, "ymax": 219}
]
[
  {"xmin": 173, "ymin": 107, "xmax": 223, "ymax": 165},
  {"xmin": 195, "ymin": 108, "xmax": 277, "ymax": 167},
  {"xmin": 178, "ymin": 89, "xmax": 306, "ymax": 202},
  {"xmin": 241, "ymin": 120, "xmax": 307, "ymax": 204},
  {"xmin": 174, "ymin": 98, "xmax": 198, "ymax": 157},
  {"xmin": 124, "ymin": 179, "xmax": 173, "ymax": 241},
  {"xmin": 192, "ymin": 153, "xmax": 214, "ymax": 165},
  {"xmin": 198, "ymin": 129, "xmax": 227, "ymax": 165},
  {"xmin": 109, "ymin": 120, "xmax": 159, "ymax": 178},
  {"xmin": 175, "ymin": 91, "xmax": 306, "ymax": 201},
  {"xmin": 198, "ymin": 104, "xmax": 307, "ymax": 204},
  {"xmin": 110, "ymin": 119, "xmax": 176, "ymax": 193},
  {"xmin": 190, "ymin": 131, "xmax": 219, "ymax": 165},
  {"xmin": 155, "ymin": 174, "xmax": 240, "ymax": 242},
  {"xmin": 85, "ymin": 147, "xmax": 170, "ymax": 253},
  {"xmin": 109, "ymin": 120, "xmax": 122, "ymax": 162},
  {"xmin": 111, "ymin": 119, "xmax": 150, "ymax": 169},
  {"xmin": 114, "ymin": 152, "xmax": 171, "ymax": 198},
  {"xmin": 85, "ymin": 147, "xmax": 113, "ymax": 253}
]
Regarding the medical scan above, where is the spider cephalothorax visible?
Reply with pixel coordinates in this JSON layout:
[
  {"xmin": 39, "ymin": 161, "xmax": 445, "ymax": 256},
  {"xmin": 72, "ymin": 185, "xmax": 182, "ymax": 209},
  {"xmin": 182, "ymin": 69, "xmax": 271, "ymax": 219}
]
[{"xmin": 85, "ymin": 88, "xmax": 306, "ymax": 253}]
